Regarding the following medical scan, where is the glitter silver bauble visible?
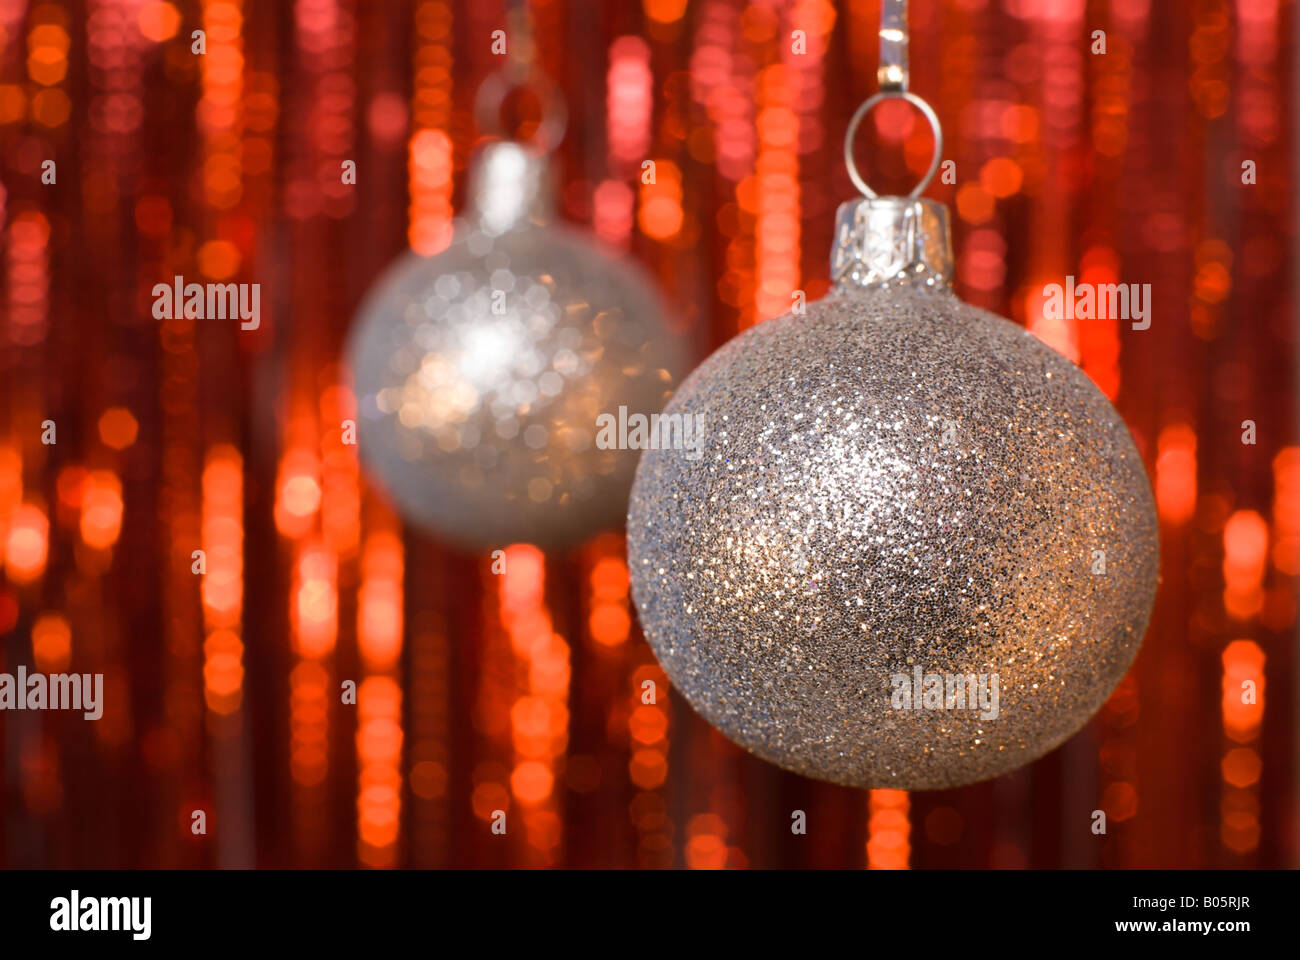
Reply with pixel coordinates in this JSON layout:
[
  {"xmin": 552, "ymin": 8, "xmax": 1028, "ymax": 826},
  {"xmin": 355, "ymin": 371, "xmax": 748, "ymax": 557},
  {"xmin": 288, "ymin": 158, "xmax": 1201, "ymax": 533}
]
[
  {"xmin": 628, "ymin": 195, "xmax": 1159, "ymax": 790},
  {"xmin": 348, "ymin": 142, "xmax": 683, "ymax": 551}
]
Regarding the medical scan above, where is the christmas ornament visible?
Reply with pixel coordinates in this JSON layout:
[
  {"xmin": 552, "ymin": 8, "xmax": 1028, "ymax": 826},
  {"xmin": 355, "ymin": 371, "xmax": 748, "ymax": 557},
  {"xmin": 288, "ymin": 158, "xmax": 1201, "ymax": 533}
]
[
  {"xmin": 347, "ymin": 75, "xmax": 683, "ymax": 551},
  {"xmin": 627, "ymin": 6, "xmax": 1158, "ymax": 790}
]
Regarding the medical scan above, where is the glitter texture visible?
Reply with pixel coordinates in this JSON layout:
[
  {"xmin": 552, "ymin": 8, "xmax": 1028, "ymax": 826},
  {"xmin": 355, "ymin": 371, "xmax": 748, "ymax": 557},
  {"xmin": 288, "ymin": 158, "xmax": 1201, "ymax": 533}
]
[
  {"xmin": 628, "ymin": 280, "xmax": 1159, "ymax": 790},
  {"xmin": 348, "ymin": 206, "xmax": 683, "ymax": 552}
]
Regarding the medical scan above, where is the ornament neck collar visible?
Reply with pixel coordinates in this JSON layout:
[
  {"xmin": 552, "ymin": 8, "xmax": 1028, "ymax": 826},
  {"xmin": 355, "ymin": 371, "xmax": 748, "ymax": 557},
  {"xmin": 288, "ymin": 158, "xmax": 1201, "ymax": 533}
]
[
  {"xmin": 469, "ymin": 141, "xmax": 555, "ymax": 236},
  {"xmin": 830, "ymin": 196, "xmax": 954, "ymax": 292}
]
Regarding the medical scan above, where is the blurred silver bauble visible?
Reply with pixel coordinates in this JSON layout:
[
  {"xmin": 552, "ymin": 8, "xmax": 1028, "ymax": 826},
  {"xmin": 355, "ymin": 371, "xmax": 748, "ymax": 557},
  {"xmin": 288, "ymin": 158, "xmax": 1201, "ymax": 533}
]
[
  {"xmin": 628, "ymin": 195, "xmax": 1159, "ymax": 790},
  {"xmin": 348, "ymin": 142, "xmax": 684, "ymax": 551}
]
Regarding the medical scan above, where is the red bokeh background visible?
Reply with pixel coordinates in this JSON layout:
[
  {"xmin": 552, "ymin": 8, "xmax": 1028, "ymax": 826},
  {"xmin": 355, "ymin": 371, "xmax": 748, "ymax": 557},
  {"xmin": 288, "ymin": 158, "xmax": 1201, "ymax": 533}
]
[{"xmin": 0, "ymin": 0, "xmax": 1295, "ymax": 868}]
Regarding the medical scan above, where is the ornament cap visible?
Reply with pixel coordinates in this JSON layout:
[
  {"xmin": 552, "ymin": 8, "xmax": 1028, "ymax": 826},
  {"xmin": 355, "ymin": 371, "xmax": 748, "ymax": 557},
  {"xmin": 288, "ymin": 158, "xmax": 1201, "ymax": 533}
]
[
  {"xmin": 468, "ymin": 141, "xmax": 555, "ymax": 236},
  {"xmin": 830, "ymin": 195, "xmax": 954, "ymax": 291}
]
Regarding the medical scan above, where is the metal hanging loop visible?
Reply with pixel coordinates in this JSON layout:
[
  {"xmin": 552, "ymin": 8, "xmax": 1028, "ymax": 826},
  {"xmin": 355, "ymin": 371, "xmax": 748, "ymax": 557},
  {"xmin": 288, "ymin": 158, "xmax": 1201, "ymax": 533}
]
[
  {"xmin": 474, "ymin": 3, "xmax": 565, "ymax": 153},
  {"xmin": 843, "ymin": 91, "xmax": 943, "ymax": 199},
  {"xmin": 843, "ymin": 0, "xmax": 943, "ymax": 199},
  {"xmin": 474, "ymin": 66, "xmax": 568, "ymax": 155}
]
